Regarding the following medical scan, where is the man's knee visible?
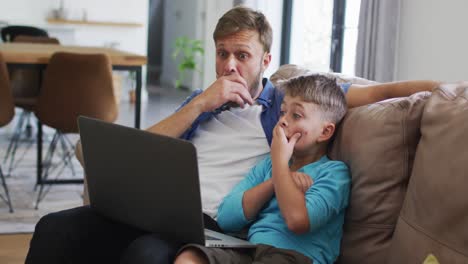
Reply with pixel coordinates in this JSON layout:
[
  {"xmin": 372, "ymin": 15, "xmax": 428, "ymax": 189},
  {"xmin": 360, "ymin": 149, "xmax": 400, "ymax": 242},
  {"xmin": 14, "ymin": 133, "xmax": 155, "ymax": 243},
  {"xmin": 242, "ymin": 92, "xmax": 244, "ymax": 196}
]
[
  {"xmin": 34, "ymin": 211, "xmax": 66, "ymax": 235},
  {"xmin": 33, "ymin": 206, "xmax": 92, "ymax": 237},
  {"xmin": 120, "ymin": 234, "xmax": 180, "ymax": 264},
  {"xmin": 174, "ymin": 249, "xmax": 209, "ymax": 264}
]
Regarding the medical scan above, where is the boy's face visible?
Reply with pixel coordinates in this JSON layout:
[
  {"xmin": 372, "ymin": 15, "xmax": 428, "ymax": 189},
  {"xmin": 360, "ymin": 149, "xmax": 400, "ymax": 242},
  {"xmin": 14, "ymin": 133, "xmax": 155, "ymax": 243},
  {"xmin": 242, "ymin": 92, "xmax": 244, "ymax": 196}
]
[
  {"xmin": 279, "ymin": 95, "xmax": 329, "ymax": 152},
  {"xmin": 215, "ymin": 30, "xmax": 271, "ymax": 100}
]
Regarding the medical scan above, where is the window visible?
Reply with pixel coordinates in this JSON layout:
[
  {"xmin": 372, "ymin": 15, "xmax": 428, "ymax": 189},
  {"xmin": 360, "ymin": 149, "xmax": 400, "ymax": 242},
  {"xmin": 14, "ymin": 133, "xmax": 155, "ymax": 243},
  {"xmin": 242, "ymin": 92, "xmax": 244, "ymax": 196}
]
[{"xmin": 282, "ymin": 0, "xmax": 361, "ymax": 75}]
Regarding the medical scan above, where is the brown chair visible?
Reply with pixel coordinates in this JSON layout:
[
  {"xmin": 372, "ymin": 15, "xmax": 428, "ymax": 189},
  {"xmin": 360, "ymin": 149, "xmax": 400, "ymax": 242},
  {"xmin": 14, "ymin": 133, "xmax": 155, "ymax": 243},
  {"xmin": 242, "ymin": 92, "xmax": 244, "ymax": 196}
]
[
  {"xmin": 3, "ymin": 36, "xmax": 60, "ymax": 176},
  {"xmin": 34, "ymin": 52, "xmax": 118, "ymax": 208},
  {"xmin": 0, "ymin": 52, "xmax": 15, "ymax": 213}
]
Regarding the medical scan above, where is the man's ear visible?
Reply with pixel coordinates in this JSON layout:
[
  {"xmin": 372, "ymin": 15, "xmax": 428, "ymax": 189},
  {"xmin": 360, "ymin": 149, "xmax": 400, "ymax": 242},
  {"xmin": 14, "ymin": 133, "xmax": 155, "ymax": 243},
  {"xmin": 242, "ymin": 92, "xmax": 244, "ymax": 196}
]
[
  {"xmin": 262, "ymin": 52, "xmax": 272, "ymax": 71},
  {"xmin": 317, "ymin": 123, "xmax": 336, "ymax": 142}
]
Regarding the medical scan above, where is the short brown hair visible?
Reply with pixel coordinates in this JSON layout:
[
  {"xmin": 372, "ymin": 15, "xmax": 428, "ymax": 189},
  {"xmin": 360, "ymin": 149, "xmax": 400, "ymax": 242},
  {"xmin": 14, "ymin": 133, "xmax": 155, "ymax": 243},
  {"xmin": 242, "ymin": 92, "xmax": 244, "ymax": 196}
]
[
  {"xmin": 213, "ymin": 6, "xmax": 273, "ymax": 53},
  {"xmin": 279, "ymin": 74, "xmax": 347, "ymax": 124}
]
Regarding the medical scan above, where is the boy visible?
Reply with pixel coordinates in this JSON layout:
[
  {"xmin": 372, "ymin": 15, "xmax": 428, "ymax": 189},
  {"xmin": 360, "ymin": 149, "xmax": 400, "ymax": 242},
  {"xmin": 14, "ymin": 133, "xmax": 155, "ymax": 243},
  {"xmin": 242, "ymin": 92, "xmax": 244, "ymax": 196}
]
[{"xmin": 174, "ymin": 74, "xmax": 350, "ymax": 264}]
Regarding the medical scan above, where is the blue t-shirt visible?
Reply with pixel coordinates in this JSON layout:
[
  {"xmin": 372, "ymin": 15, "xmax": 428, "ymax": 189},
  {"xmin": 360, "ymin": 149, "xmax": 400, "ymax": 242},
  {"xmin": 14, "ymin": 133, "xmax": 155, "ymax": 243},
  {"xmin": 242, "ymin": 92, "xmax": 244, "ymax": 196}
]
[{"xmin": 217, "ymin": 155, "xmax": 351, "ymax": 264}]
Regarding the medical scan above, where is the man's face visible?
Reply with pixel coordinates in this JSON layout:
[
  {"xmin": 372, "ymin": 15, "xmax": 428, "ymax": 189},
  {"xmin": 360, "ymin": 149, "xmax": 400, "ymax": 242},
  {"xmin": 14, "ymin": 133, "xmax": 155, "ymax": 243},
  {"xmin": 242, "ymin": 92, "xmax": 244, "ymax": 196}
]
[{"xmin": 215, "ymin": 30, "xmax": 271, "ymax": 99}]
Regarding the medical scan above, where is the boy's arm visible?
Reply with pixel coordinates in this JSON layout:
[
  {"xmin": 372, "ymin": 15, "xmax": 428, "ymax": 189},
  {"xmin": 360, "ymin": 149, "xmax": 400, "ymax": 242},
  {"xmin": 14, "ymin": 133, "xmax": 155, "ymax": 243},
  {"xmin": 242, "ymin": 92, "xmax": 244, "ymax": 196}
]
[
  {"xmin": 241, "ymin": 179, "xmax": 274, "ymax": 220},
  {"xmin": 217, "ymin": 157, "xmax": 272, "ymax": 232},
  {"xmin": 305, "ymin": 162, "xmax": 350, "ymax": 232},
  {"xmin": 146, "ymin": 74, "xmax": 252, "ymax": 137},
  {"xmin": 346, "ymin": 80, "xmax": 439, "ymax": 108},
  {"xmin": 271, "ymin": 125, "xmax": 310, "ymax": 235}
]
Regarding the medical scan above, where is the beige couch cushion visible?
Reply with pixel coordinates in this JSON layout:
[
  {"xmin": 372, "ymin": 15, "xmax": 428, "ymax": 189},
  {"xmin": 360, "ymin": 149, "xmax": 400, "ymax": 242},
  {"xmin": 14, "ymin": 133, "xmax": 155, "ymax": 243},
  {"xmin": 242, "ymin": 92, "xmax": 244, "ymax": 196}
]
[
  {"xmin": 387, "ymin": 83, "xmax": 468, "ymax": 263},
  {"xmin": 329, "ymin": 92, "xmax": 430, "ymax": 264}
]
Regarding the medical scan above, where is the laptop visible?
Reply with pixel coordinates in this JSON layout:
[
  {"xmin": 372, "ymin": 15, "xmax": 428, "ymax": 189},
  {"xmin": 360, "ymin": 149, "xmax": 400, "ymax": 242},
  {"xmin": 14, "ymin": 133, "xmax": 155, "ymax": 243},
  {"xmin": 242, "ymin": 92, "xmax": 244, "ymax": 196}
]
[{"xmin": 78, "ymin": 116, "xmax": 254, "ymax": 248}]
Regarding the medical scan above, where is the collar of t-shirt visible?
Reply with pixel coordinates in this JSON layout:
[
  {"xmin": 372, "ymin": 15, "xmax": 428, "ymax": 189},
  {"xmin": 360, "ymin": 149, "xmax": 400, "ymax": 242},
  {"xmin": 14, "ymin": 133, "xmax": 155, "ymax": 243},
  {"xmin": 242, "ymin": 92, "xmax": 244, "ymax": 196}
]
[{"xmin": 179, "ymin": 78, "xmax": 277, "ymax": 141}]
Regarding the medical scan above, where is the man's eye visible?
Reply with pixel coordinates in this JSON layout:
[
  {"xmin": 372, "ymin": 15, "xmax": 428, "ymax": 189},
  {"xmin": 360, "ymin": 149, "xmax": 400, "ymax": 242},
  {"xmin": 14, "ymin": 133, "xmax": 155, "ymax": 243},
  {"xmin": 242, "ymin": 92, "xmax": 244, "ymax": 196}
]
[
  {"xmin": 238, "ymin": 53, "xmax": 248, "ymax": 60},
  {"xmin": 217, "ymin": 51, "xmax": 226, "ymax": 58},
  {"xmin": 279, "ymin": 111, "xmax": 285, "ymax": 116},
  {"xmin": 293, "ymin": 113, "xmax": 301, "ymax": 119}
]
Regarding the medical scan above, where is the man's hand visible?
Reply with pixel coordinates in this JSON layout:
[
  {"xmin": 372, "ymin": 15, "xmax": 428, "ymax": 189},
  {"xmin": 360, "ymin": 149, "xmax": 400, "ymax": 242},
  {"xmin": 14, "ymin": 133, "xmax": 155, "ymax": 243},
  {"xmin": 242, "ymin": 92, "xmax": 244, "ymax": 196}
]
[
  {"xmin": 191, "ymin": 73, "xmax": 254, "ymax": 113},
  {"xmin": 271, "ymin": 124, "xmax": 301, "ymax": 164},
  {"xmin": 291, "ymin": 172, "xmax": 313, "ymax": 193}
]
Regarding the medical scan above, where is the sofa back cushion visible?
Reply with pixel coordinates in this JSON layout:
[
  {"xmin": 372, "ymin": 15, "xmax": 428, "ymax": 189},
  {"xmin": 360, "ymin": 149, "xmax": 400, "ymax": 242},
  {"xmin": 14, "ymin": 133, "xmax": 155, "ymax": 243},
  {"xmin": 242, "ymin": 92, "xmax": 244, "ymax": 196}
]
[
  {"xmin": 387, "ymin": 84, "xmax": 468, "ymax": 263},
  {"xmin": 329, "ymin": 92, "xmax": 430, "ymax": 264}
]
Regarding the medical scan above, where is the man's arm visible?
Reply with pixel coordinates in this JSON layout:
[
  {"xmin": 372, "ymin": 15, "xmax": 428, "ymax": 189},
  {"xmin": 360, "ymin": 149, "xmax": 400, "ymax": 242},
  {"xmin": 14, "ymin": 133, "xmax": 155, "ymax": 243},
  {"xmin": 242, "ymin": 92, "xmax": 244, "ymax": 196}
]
[
  {"xmin": 146, "ymin": 74, "xmax": 253, "ymax": 137},
  {"xmin": 346, "ymin": 80, "xmax": 439, "ymax": 108},
  {"xmin": 145, "ymin": 98, "xmax": 205, "ymax": 137}
]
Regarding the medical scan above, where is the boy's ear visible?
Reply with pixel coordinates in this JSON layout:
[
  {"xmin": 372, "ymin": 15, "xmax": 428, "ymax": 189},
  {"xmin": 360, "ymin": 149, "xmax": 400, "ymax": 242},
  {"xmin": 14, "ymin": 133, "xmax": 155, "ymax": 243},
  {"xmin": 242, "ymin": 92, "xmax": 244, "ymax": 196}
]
[{"xmin": 317, "ymin": 122, "xmax": 335, "ymax": 143}]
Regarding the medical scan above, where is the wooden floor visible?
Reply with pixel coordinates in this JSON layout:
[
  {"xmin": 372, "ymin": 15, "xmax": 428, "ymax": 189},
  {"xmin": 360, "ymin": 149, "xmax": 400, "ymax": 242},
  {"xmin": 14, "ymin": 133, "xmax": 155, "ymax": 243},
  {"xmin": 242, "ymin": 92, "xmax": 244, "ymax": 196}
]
[{"xmin": 0, "ymin": 233, "xmax": 32, "ymax": 264}]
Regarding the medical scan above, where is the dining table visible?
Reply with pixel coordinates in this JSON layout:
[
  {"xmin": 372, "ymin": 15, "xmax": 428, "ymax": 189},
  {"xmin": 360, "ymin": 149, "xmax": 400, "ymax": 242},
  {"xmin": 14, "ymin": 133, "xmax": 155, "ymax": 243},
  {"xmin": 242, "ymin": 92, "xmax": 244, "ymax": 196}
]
[{"xmin": 0, "ymin": 42, "xmax": 147, "ymax": 188}]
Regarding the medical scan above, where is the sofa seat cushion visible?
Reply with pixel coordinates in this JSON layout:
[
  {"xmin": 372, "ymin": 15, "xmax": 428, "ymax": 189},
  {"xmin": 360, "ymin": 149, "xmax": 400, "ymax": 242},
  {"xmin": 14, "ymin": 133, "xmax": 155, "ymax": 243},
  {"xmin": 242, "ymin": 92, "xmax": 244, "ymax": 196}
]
[
  {"xmin": 329, "ymin": 91, "xmax": 430, "ymax": 264},
  {"xmin": 387, "ymin": 83, "xmax": 468, "ymax": 263}
]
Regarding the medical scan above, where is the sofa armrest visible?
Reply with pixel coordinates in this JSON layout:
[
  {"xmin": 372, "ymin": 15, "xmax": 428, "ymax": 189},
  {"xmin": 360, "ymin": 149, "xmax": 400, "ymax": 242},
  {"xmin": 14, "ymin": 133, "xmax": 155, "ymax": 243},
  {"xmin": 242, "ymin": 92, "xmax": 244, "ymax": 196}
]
[{"xmin": 75, "ymin": 140, "xmax": 90, "ymax": 206}]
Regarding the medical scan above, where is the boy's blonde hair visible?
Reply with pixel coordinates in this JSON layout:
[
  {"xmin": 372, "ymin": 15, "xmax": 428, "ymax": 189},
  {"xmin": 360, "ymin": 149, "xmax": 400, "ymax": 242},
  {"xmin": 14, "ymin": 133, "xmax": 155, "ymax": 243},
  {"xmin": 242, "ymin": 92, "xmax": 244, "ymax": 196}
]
[
  {"xmin": 213, "ymin": 6, "xmax": 273, "ymax": 53},
  {"xmin": 279, "ymin": 74, "xmax": 347, "ymax": 124}
]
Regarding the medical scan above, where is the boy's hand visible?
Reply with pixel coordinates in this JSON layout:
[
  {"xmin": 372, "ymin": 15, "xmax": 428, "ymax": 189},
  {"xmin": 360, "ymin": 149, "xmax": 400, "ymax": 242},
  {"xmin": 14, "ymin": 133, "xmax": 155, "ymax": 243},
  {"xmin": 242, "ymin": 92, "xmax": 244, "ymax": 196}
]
[
  {"xmin": 271, "ymin": 124, "xmax": 301, "ymax": 163},
  {"xmin": 291, "ymin": 172, "xmax": 313, "ymax": 193}
]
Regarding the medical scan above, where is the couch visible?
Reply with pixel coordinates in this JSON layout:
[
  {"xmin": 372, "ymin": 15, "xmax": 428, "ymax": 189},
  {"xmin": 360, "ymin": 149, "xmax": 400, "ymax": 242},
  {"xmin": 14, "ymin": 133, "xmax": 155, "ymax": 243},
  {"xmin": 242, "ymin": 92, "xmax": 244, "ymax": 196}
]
[{"xmin": 76, "ymin": 74, "xmax": 468, "ymax": 264}]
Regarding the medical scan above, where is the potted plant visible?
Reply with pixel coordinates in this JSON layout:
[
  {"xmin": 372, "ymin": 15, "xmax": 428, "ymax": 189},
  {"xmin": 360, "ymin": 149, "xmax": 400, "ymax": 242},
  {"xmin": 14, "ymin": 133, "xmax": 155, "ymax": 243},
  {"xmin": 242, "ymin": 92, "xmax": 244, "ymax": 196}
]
[{"xmin": 171, "ymin": 36, "xmax": 204, "ymax": 89}]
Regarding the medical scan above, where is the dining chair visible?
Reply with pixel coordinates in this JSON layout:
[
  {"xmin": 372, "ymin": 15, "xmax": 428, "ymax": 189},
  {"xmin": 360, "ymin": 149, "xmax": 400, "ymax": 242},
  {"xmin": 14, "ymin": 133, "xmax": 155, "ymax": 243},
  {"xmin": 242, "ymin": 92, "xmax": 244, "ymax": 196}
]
[
  {"xmin": 3, "ymin": 36, "xmax": 61, "ymax": 177},
  {"xmin": 34, "ymin": 52, "xmax": 118, "ymax": 208},
  {"xmin": 0, "ymin": 52, "xmax": 15, "ymax": 213},
  {"xmin": 0, "ymin": 25, "xmax": 48, "ymax": 42}
]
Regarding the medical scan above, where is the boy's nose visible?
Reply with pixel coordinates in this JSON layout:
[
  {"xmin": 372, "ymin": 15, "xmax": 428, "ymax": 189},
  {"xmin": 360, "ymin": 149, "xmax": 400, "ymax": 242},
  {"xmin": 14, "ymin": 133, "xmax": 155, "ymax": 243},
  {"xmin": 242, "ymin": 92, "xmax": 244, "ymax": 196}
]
[{"xmin": 279, "ymin": 118, "xmax": 288, "ymax": 128}]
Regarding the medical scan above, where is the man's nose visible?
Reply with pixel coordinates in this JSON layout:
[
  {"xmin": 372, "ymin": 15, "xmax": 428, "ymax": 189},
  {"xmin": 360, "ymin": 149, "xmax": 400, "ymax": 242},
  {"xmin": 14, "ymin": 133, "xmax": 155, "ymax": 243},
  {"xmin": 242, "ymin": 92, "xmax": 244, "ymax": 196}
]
[{"xmin": 223, "ymin": 55, "xmax": 238, "ymax": 75}]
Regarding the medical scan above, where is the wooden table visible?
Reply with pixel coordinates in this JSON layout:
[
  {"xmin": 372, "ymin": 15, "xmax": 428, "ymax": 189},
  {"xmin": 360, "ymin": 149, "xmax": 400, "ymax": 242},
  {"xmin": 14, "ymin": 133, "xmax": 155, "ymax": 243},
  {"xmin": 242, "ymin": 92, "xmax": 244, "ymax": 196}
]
[{"xmin": 0, "ymin": 43, "xmax": 147, "ymax": 188}]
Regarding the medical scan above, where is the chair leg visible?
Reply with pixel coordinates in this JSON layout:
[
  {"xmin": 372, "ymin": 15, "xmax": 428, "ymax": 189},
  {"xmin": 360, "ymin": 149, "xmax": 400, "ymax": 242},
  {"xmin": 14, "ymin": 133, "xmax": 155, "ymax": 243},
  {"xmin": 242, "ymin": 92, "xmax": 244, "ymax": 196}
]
[
  {"xmin": 3, "ymin": 110, "xmax": 36, "ymax": 177},
  {"xmin": 58, "ymin": 134, "xmax": 76, "ymax": 177},
  {"xmin": 24, "ymin": 112, "xmax": 34, "ymax": 139},
  {"xmin": 35, "ymin": 131, "xmax": 82, "ymax": 209},
  {"xmin": 0, "ymin": 166, "xmax": 13, "ymax": 213},
  {"xmin": 35, "ymin": 132, "xmax": 59, "ymax": 209},
  {"xmin": 3, "ymin": 111, "xmax": 26, "ymax": 166}
]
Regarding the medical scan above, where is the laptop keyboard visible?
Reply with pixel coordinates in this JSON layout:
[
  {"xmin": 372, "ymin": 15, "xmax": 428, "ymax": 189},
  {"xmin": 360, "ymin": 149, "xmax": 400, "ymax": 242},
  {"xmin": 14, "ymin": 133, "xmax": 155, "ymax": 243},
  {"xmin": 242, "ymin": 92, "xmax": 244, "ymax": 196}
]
[{"xmin": 205, "ymin": 235, "xmax": 221, "ymax": 241}]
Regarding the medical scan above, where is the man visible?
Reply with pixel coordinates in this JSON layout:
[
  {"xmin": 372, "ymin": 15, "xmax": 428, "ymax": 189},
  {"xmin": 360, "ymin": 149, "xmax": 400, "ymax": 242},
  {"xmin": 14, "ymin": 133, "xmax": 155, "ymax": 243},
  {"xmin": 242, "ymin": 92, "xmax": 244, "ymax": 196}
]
[{"xmin": 26, "ymin": 6, "xmax": 438, "ymax": 264}]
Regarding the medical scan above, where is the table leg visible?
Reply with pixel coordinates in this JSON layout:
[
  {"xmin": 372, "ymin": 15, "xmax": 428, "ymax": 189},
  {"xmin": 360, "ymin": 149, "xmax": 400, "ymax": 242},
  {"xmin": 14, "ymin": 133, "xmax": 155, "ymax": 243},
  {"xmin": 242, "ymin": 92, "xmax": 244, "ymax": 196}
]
[
  {"xmin": 135, "ymin": 67, "xmax": 142, "ymax": 129},
  {"xmin": 36, "ymin": 119, "xmax": 42, "ymax": 185}
]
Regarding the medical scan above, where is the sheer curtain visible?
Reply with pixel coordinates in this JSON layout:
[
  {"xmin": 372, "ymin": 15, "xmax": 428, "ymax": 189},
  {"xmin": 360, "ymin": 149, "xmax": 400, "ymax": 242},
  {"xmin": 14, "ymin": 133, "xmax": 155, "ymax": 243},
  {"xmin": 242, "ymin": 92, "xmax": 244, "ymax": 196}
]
[{"xmin": 355, "ymin": 0, "xmax": 401, "ymax": 82}]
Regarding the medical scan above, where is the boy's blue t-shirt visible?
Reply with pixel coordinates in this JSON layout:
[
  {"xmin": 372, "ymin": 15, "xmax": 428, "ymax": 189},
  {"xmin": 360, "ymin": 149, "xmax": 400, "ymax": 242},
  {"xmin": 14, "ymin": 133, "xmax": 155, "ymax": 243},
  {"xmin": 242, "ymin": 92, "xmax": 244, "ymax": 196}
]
[{"xmin": 217, "ymin": 155, "xmax": 351, "ymax": 264}]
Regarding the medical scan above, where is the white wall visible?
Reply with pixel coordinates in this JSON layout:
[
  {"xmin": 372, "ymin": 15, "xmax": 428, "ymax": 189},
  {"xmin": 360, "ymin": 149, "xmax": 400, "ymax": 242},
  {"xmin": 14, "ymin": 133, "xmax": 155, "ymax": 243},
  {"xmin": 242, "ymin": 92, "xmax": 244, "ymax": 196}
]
[
  {"xmin": 200, "ymin": 0, "xmax": 234, "ymax": 89},
  {"xmin": 0, "ymin": 0, "xmax": 148, "ymax": 56},
  {"xmin": 395, "ymin": 0, "xmax": 468, "ymax": 81}
]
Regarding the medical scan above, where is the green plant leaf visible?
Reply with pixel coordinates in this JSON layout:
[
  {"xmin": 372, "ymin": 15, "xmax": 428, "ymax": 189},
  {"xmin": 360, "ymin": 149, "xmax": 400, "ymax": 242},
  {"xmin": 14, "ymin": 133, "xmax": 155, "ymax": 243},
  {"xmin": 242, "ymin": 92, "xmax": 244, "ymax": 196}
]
[{"xmin": 172, "ymin": 36, "xmax": 205, "ymax": 88}]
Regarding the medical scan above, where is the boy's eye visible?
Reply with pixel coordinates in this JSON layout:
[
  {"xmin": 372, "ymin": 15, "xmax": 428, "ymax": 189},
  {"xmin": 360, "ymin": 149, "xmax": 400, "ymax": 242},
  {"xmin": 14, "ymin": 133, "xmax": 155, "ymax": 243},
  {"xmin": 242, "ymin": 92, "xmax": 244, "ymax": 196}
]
[
  {"xmin": 279, "ymin": 110, "xmax": 285, "ymax": 116},
  {"xmin": 293, "ymin": 113, "xmax": 301, "ymax": 119}
]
